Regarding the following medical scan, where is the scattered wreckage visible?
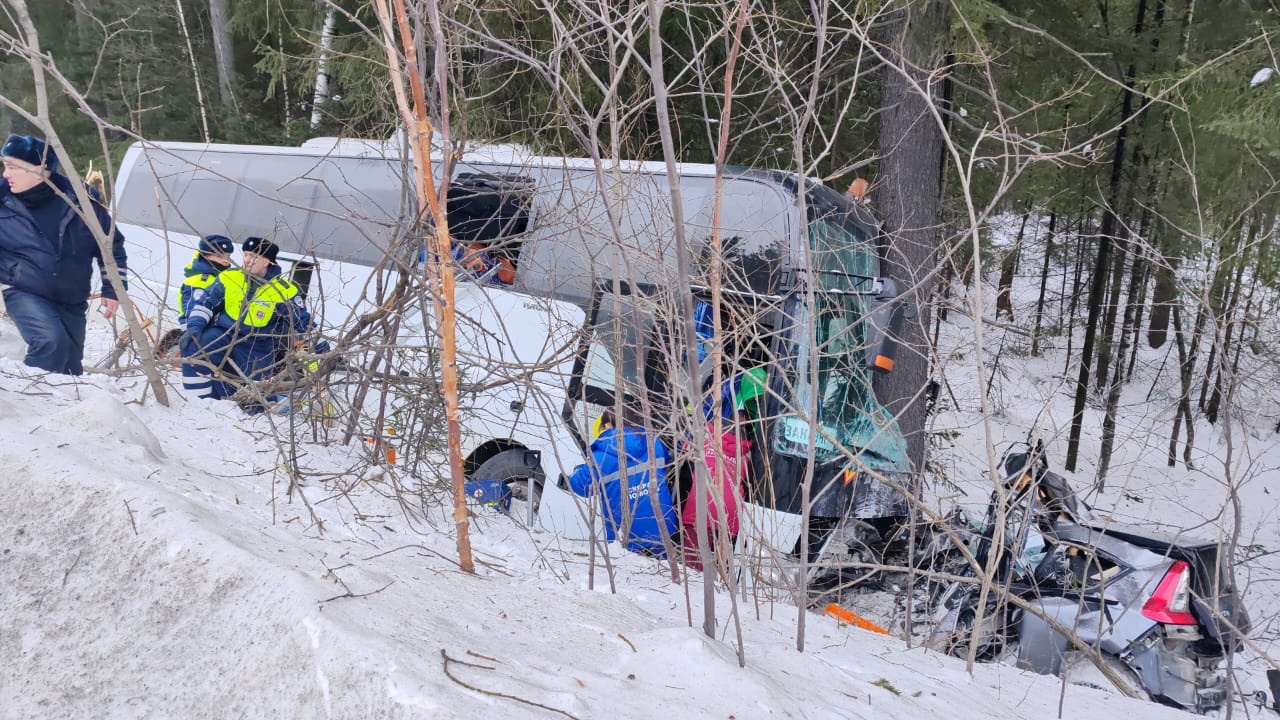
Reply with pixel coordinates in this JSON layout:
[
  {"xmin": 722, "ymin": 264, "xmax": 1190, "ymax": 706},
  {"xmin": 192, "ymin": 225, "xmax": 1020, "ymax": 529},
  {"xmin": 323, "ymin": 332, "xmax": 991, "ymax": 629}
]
[{"xmin": 901, "ymin": 444, "xmax": 1258, "ymax": 715}]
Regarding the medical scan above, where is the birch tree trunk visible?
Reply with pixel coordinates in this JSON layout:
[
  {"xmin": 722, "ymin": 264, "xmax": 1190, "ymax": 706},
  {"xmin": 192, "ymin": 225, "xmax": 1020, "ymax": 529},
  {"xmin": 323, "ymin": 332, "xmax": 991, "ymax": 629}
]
[
  {"xmin": 174, "ymin": 0, "xmax": 211, "ymax": 141},
  {"xmin": 310, "ymin": 5, "xmax": 338, "ymax": 129}
]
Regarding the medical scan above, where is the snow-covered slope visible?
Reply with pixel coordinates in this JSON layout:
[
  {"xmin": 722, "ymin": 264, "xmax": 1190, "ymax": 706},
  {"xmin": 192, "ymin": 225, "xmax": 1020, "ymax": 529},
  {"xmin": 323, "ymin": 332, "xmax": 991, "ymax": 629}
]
[{"xmin": 0, "ymin": 314, "xmax": 1205, "ymax": 720}]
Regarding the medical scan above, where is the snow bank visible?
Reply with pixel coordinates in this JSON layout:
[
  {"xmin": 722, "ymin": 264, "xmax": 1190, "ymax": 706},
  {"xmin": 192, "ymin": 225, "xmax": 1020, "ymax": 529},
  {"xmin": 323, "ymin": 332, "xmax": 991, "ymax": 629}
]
[{"xmin": 0, "ymin": 339, "xmax": 1188, "ymax": 719}]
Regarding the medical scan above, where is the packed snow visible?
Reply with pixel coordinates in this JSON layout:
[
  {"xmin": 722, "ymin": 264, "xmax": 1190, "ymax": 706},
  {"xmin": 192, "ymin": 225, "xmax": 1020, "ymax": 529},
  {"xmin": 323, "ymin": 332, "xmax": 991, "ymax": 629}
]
[{"xmin": 1, "ymin": 224, "xmax": 1277, "ymax": 719}]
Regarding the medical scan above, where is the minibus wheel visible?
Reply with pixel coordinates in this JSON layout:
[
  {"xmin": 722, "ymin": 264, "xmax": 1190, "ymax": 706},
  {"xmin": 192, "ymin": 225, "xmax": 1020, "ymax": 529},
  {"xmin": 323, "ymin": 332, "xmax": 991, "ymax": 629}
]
[{"xmin": 473, "ymin": 450, "xmax": 544, "ymax": 526}]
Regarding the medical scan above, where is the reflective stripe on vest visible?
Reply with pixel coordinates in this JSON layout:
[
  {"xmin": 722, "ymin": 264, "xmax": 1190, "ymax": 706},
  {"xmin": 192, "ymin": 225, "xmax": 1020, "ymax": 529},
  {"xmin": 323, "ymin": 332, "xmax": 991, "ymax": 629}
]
[
  {"xmin": 220, "ymin": 269, "xmax": 299, "ymax": 328},
  {"xmin": 178, "ymin": 272, "xmax": 218, "ymax": 316}
]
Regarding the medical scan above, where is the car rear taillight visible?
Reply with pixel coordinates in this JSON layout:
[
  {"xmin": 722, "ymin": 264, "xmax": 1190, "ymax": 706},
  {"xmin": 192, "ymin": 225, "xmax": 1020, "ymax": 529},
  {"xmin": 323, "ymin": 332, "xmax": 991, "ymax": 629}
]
[{"xmin": 1142, "ymin": 560, "xmax": 1198, "ymax": 625}]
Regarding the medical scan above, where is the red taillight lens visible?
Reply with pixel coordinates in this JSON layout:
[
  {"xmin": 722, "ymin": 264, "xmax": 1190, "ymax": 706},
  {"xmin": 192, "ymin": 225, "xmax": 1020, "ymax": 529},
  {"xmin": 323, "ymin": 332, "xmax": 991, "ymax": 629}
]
[{"xmin": 1142, "ymin": 560, "xmax": 1198, "ymax": 625}]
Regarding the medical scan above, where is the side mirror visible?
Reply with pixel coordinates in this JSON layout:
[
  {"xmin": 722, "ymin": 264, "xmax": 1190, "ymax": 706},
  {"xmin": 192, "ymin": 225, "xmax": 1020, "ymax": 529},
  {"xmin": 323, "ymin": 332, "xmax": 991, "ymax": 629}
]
[{"xmin": 865, "ymin": 278, "xmax": 912, "ymax": 374}]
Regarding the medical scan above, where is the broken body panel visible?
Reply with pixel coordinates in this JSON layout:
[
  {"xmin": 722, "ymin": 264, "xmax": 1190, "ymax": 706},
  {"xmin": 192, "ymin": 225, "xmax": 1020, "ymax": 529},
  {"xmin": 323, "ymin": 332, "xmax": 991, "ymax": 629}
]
[{"xmin": 925, "ymin": 449, "xmax": 1250, "ymax": 714}]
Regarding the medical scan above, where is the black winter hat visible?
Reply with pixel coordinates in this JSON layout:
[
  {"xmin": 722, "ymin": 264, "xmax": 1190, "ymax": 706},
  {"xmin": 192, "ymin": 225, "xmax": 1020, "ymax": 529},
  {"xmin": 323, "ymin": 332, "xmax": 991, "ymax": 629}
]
[
  {"xmin": 199, "ymin": 234, "xmax": 234, "ymax": 256},
  {"xmin": 1, "ymin": 134, "xmax": 59, "ymax": 174},
  {"xmin": 242, "ymin": 236, "xmax": 280, "ymax": 262}
]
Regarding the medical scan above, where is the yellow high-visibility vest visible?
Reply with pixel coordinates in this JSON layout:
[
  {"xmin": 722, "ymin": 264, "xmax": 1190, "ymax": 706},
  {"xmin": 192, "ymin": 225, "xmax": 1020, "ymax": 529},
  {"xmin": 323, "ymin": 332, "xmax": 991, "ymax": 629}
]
[
  {"xmin": 178, "ymin": 273, "xmax": 218, "ymax": 316},
  {"xmin": 220, "ymin": 270, "xmax": 299, "ymax": 328},
  {"xmin": 177, "ymin": 253, "xmax": 220, "ymax": 316}
]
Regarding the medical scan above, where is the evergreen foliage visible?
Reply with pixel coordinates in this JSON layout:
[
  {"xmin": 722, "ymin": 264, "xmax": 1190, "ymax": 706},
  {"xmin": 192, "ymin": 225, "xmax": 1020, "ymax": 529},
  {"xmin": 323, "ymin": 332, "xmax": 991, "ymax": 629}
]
[{"xmin": 1, "ymin": 0, "xmax": 1276, "ymax": 474}]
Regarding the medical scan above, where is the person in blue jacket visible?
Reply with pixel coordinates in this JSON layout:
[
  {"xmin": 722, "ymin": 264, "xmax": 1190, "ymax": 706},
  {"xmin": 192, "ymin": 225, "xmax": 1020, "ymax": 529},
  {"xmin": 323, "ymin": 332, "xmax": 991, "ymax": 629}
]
[
  {"xmin": 0, "ymin": 135, "xmax": 128, "ymax": 374},
  {"xmin": 179, "ymin": 236, "xmax": 311, "ymax": 400},
  {"xmin": 567, "ymin": 409, "xmax": 678, "ymax": 557}
]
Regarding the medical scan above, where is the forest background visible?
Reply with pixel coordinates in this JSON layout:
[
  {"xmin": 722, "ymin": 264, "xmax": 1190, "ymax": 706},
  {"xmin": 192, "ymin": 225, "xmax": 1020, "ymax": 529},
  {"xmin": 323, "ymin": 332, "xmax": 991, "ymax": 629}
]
[{"xmin": 4, "ymin": 0, "xmax": 1277, "ymax": 489}]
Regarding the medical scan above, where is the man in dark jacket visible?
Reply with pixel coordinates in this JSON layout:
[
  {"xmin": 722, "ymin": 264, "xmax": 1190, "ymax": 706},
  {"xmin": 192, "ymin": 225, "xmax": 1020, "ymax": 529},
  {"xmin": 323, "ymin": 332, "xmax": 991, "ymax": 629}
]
[
  {"xmin": 0, "ymin": 134, "xmax": 128, "ymax": 374},
  {"xmin": 180, "ymin": 236, "xmax": 310, "ymax": 401},
  {"xmin": 567, "ymin": 409, "xmax": 678, "ymax": 557}
]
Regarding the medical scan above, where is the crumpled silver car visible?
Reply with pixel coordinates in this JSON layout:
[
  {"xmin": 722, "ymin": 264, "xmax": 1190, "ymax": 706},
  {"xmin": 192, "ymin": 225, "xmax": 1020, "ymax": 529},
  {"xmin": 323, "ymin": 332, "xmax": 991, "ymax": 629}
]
[{"xmin": 922, "ymin": 444, "xmax": 1250, "ymax": 715}]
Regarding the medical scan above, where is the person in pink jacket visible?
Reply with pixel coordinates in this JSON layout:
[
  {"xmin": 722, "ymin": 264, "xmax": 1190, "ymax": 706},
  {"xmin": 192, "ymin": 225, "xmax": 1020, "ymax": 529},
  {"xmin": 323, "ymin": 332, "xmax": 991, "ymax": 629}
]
[{"xmin": 681, "ymin": 413, "xmax": 752, "ymax": 571}]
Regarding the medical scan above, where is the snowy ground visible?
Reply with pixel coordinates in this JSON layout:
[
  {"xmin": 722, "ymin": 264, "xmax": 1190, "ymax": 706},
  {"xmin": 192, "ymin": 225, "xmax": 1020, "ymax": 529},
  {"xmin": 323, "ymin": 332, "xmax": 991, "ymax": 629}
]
[{"xmin": 1, "ymin": 260, "xmax": 1276, "ymax": 719}]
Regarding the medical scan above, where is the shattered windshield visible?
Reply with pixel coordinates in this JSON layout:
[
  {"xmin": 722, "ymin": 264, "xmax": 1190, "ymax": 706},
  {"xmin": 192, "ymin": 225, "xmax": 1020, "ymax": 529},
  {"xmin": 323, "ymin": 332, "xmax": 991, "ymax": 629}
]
[
  {"xmin": 769, "ymin": 193, "xmax": 906, "ymax": 470},
  {"xmin": 803, "ymin": 181, "xmax": 879, "ymax": 291},
  {"xmin": 772, "ymin": 293, "xmax": 907, "ymax": 469}
]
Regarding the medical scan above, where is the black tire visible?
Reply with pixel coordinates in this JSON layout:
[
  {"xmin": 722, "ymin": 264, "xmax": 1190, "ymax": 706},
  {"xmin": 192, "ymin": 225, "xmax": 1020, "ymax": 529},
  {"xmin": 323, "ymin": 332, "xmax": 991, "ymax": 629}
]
[
  {"xmin": 155, "ymin": 328, "xmax": 183, "ymax": 359},
  {"xmin": 473, "ymin": 450, "xmax": 544, "ymax": 526}
]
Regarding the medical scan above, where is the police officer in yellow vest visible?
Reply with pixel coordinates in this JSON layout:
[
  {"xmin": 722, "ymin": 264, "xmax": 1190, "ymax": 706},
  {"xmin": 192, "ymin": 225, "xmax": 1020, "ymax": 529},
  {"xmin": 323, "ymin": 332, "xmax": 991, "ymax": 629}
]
[
  {"xmin": 179, "ymin": 236, "xmax": 311, "ymax": 400},
  {"xmin": 177, "ymin": 234, "xmax": 235, "ymax": 395},
  {"xmin": 178, "ymin": 234, "xmax": 234, "ymax": 328}
]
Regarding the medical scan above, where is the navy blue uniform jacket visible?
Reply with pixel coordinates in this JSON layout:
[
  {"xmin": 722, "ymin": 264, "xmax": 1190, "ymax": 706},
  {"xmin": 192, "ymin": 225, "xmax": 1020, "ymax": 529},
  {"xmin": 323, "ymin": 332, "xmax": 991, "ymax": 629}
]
[{"xmin": 0, "ymin": 175, "xmax": 128, "ymax": 305}]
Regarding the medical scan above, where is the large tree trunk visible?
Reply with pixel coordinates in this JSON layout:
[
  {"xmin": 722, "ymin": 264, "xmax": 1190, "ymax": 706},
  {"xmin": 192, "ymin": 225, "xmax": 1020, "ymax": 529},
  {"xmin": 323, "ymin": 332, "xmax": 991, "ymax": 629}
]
[
  {"xmin": 207, "ymin": 0, "xmax": 236, "ymax": 107},
  {"xmin": 1124, "ymin": 174, "xmax": 1160, "ymax": 383},
  {"xmin": 1093, "ymin": 215, "xmax": 1128, "ymax": 393},
  {"xmin": 1204, "ymin": 221, "xmax": 1255, "ymax": 423},
  {"xmin": 871, "ymin": 0, "xmax": 949, "ymax": 474},
  {"xmin": 1196, "ymin": 225, "xmax": 1237, "ymax": 416},
  {"xmin": 1097, "ymin": 214, "xmax": 1151, "ymax": 489},
  {"xmin": 1148, "ymin": 241, "xmax": 1177, "ymax": 347},
  {"xmin": 1066, "ymin": 209, "xmax": 1114, "ymax": 472}
]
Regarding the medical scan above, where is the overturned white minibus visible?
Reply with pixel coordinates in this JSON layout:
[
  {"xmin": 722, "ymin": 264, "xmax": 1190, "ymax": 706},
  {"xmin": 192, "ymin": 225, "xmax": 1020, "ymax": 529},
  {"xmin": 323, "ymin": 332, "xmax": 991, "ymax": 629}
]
[{"xmin": 113, "ymin": 137, "xmax": 912, "ymax": 573}]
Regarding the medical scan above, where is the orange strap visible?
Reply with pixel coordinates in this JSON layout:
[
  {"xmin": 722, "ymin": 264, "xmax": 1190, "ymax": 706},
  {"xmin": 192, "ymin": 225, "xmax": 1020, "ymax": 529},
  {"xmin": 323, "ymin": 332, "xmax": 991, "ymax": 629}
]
[{"xmin": 824, "ymin": 603, "xmax": 891, "ymax": 636}]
